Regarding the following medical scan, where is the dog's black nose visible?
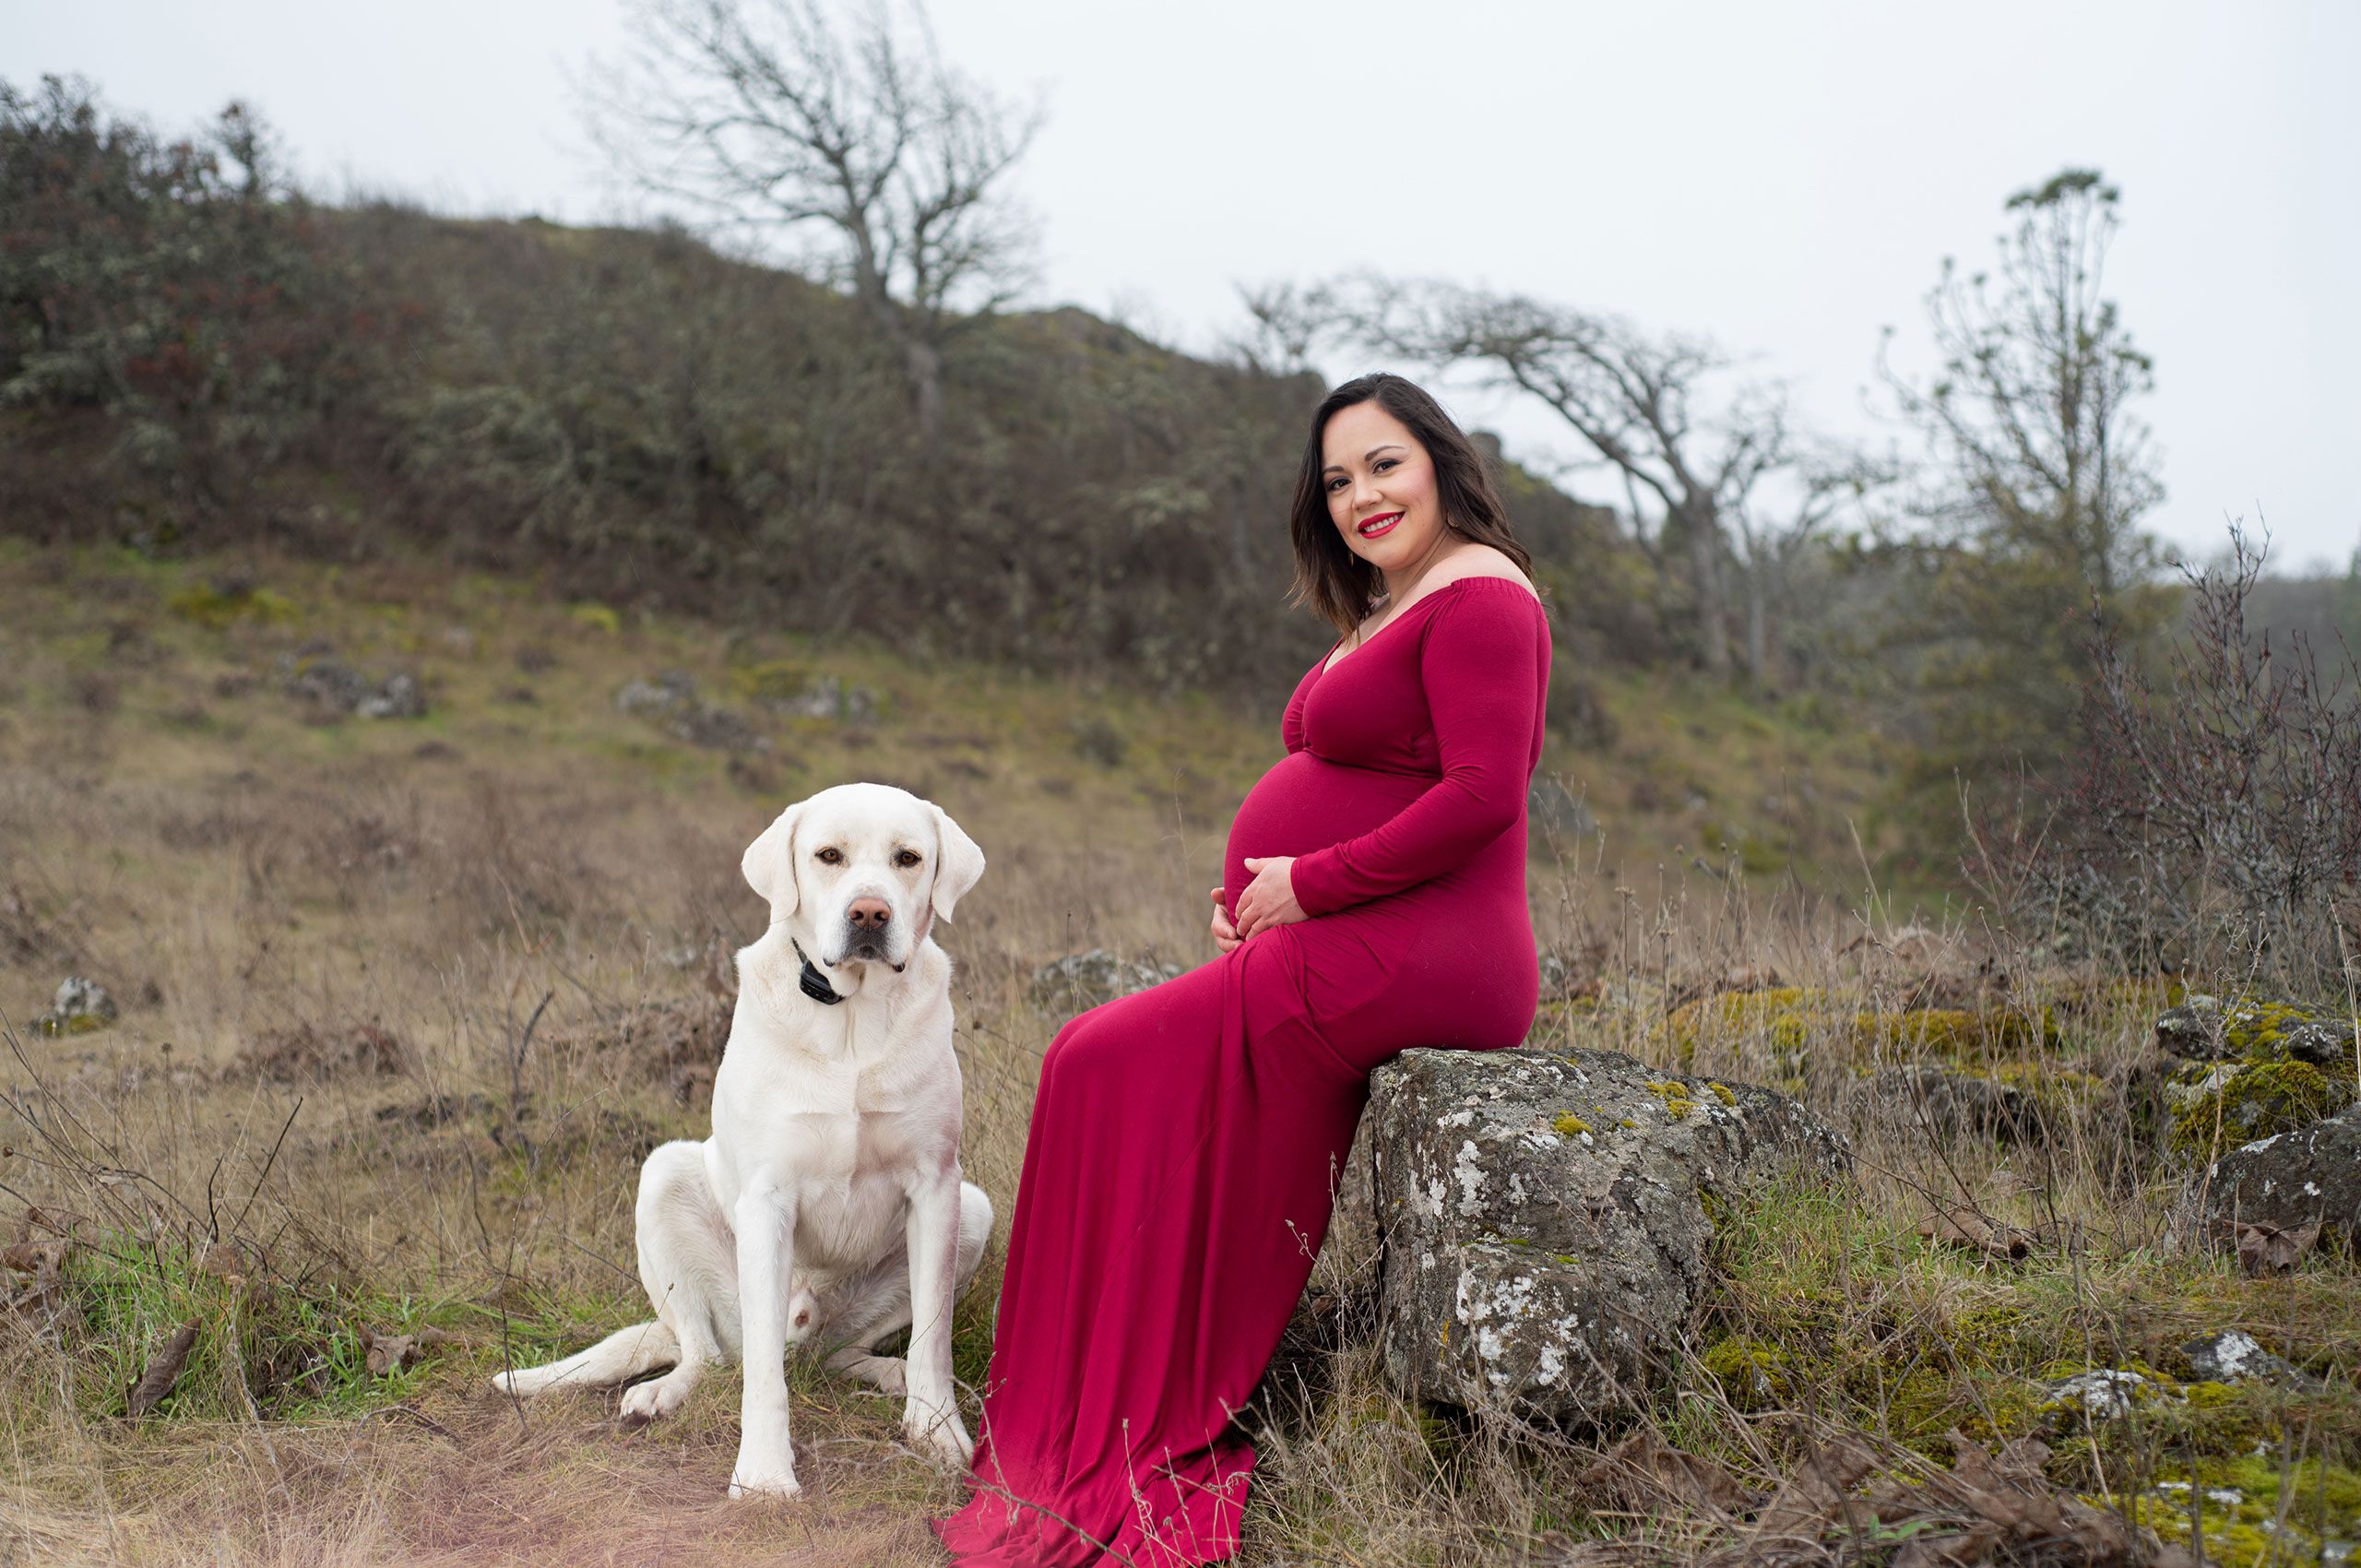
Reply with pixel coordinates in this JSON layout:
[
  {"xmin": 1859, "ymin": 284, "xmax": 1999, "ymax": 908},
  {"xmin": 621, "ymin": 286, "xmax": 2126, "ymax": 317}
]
[{"xmin": 848, "ymin": 897, "xmax": 892, "ymax": 931}]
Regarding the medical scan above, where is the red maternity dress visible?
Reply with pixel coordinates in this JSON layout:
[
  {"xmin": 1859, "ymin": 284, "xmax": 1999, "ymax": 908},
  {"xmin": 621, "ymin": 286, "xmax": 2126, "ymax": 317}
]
[{"xmin": 935, "ymin": 576, "xmax": 1550, "ymax": 1566}]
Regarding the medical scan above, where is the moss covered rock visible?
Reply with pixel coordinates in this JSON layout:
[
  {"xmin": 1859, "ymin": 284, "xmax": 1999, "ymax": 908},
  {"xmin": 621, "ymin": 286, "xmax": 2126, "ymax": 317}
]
[
  {"xmin": 1666, "ymin": 985, "xmax": 2060, "ymax": 1072},
  {"xmin": 2158, "ymin": 995, "xmax": 2359, "ymax": 1159},
  {"xmin": 30, "ymin": 976, "xmax": 115, "ymax": 1037},
  {"xmin": 2199, "ymin": 1101, "xmax": 2361, "ymax": 1252}
]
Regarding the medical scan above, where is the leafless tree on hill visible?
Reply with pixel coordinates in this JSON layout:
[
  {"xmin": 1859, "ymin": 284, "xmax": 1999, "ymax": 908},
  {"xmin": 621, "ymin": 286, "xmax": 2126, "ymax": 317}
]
[
  {"xmin": 1331, "ymin": 276, "xmax": 1880, "ymax": 683},
  {"xmin": 586, "ymin": 0, "xmax": 1042, "ymax": 446}
]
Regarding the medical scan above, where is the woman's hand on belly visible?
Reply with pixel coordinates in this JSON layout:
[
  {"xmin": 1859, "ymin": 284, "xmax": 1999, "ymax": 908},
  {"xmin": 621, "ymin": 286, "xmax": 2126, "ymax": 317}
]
[
  {"xmin": 1209, "ymin": 887, "xmax": 1242, "ymax": 955},
  {"xmin": 1235, "ymin": 856, "xmax": 1306, "ymax": 939}
]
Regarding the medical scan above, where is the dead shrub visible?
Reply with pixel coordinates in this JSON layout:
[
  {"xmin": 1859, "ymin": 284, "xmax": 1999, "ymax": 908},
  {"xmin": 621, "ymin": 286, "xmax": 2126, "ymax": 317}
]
[{"xmin": 227, "ymin": 1020, "xmax": 414, "ymax": 1084}]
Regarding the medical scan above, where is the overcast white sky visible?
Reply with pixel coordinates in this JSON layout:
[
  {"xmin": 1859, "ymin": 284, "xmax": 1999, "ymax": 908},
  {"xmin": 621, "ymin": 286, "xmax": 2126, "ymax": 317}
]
[{"xmin": 15, "ymin": 1, "xmax": 2358, "ymax": 569}]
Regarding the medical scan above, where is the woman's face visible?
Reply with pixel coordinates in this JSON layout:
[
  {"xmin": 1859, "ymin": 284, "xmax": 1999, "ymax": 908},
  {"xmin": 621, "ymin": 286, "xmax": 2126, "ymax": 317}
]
[{"xmin": 1321, "ymin": 400, "xmax": 1447, "ymax": 585}]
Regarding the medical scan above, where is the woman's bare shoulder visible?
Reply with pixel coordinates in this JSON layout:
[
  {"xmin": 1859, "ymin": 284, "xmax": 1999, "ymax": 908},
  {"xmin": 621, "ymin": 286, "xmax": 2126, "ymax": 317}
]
[{"xmin": 1430, "ymin": 545, "xmax": 1539, "ymax": 600}]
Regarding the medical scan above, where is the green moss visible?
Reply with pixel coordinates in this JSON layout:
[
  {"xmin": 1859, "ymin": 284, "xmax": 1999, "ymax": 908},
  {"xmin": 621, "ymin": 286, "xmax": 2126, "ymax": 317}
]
[
  {"xmin": 166, "ymin": 582, "xmax": 296, "ymax": 629},
  {"xmin": 1643, "ymin": 1079, "xmax": 1697, "ymax": 1119},
  {"xmin": 1701, "ymin": 1336, "xmax": 1792, "ymax": 1411},
  {"xmin": 1708, "ymin": 1081, "xmax": 1738, "ymax": 1107},
  {"xmin": 2114, "ymin": 1456, "xmax": 2361, "ymax": 1568},
  {"xmin": 726, "ymin": 659, "xmax": 810, "ymax": 702},
  {"xmin": 568, "ymin": 601, "xmax": 622, "ymax": 635},
  {"xmin": 1552, "ymin": 1113, "xmax": 1589, "ymax": 1137},
  {"xmin": 1663, "ymin": 986, "xmax": 2058, "ymax": 1069},
  {"xmin": 2169, "ymin": 1058, "xmax": 2339, "ymax": 1157}
]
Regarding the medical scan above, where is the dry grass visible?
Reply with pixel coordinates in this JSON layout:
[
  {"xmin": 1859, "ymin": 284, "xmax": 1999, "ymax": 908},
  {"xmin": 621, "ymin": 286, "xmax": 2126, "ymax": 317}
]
[{"xmin": 1, "ymin": 540, "xmax": 2353, "ymax": 1565}]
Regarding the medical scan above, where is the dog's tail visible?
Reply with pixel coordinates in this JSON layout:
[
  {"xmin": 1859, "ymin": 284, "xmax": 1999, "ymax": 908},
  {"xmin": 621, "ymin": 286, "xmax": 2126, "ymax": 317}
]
[{"xmin": 492, "ymin": 1320, "xmax": 680, "ymax": 1397}]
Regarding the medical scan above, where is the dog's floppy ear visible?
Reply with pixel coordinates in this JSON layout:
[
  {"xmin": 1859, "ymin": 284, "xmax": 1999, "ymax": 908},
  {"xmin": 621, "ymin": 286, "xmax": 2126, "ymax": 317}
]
[
  {"xmin": 742, "ymin": 801, "xmax": 808, "ymax": 921},
  {"xmin": 927, "ymin": 801, "xmax": 985, "ymax": 925}
]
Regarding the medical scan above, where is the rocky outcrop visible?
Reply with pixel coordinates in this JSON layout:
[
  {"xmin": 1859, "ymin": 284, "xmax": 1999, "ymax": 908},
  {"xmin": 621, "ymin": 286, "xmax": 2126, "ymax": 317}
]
[
  {"xmin": 1362, "ymin": 1046, "xmax": 1849, "ymax": 1424},
  {"xmin": 2199, "ymin": 1102, "xmax": 2361, "ymax": 1250},
  {"xmin": 282, "ymin": 651, "xmax": 427, "ymax": 719},
  {"xmin": 615, "ymin": 672, "xmax": 761, "ymax": 752}
]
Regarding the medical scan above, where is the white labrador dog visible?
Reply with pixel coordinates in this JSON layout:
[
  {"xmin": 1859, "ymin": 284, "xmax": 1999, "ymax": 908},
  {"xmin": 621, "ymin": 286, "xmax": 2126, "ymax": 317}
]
[{"xmin": 492, "ymin": 782, "xmax": 993, "ymax": 1500}]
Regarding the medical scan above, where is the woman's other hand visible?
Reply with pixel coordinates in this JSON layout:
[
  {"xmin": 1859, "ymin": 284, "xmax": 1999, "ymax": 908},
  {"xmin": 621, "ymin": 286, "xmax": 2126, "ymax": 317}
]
[
  {"xmin": 1234, "ymin": 857, "xmax": 1304, "ymax": 939},
  {"xmin": 1209, "ymin": 888, "xmax": 1241, "ymax": 954}
]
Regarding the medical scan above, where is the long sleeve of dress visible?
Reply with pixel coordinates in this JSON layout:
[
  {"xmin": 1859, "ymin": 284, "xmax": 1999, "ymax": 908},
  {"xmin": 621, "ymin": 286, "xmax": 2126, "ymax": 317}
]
[{"xmin": 1287, "ymin": 592, "xmax": 1543, "ymax": 917}]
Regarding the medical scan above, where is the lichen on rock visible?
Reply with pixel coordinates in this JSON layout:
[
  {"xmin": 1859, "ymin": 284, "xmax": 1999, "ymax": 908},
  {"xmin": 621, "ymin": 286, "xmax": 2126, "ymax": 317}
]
[{"xmin": 1360, "ymin": 1045, "xmax": 1849, "ymax": 1424}]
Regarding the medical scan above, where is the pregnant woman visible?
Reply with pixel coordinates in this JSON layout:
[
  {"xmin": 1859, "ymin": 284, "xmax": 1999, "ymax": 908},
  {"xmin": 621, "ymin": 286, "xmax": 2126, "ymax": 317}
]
[{"xmin": 935, "ymin": 373, "xmax": 1551, "ymax": 1566}]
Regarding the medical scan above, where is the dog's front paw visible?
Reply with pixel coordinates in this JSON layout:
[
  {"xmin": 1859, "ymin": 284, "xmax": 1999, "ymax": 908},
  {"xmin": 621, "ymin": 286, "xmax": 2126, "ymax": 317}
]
[
  {"xmin": 728, "ymin": 1453, "xmax": 802, "ymax": 1501},
  {"xmin": 903, "ymin": 1400, "xmax": 974, "ymax": 1467}
]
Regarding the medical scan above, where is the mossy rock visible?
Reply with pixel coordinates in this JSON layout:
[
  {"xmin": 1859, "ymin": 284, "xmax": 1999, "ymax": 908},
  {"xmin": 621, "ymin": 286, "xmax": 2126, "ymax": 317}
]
[
  {"xmin": 2159, "ymin": 995, "xmax": 2361, "ymax": 1074},
  {"xmin": 2167, "ymin": 1057, "xmax": 2347, "ymax": 1159},
  {"xmin": 1665, "ymin": 986, "xmax": 2059, "ymax": 1070}
]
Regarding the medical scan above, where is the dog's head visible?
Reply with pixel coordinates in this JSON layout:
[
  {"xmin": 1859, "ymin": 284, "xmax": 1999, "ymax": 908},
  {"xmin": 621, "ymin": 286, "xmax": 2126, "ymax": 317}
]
[{"xmin": 740, "ymin": 783, "xmax": 984, "ymax": 985}]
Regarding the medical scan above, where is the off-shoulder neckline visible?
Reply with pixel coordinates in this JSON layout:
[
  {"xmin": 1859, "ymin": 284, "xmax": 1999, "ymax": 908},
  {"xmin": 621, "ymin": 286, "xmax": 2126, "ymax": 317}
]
[{"xmin": 1318, "ymin": 575, "xmax": 1540, "ymax": 676}]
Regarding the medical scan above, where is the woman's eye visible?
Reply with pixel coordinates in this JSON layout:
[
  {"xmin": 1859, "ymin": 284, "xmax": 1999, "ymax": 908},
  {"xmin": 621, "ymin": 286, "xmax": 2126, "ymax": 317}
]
[{"xmin": 1374, "ymin": 458, "xmax": 1396, "ymax": 473}]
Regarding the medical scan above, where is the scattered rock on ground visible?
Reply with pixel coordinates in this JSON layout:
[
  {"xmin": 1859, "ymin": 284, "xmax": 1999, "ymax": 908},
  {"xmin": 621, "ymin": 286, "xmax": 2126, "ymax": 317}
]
[
  {"xmin": 614, "ymin": 672, "xmax": 763, "ymax": 752},
  {"xmin": 2197, "ymin": 1101, "xmax": 2361, "ymax": 1251},
  {"xmin": 2044, "ymin": 1368, "xmax": 2155, "ymax": 1424},
  {"xmin": 31, "ymin": 977, "xmax": 116, "ymax": 1037},
  {"xmin": 1026, "ymin": 950, "xmax": 1187, "ymax": 1012},
  {"xmin": 282, "ymin": 654, "xmax": 427, "ymax": 720},
  {"xmin": 764, "ymin": 673, "xmax": 876, "ymax": 722},
  {"xmin": 1359, "ymin": 1045, "xmax": 1850, "ymax": 1423},
  {"xmin": 1847, "ymin": 1061, "xmax": 2106, "ymax": 1146},
  {"xmin": 2180, "ymin": 1329, "xmax": 2318, "ymax": 1389}
]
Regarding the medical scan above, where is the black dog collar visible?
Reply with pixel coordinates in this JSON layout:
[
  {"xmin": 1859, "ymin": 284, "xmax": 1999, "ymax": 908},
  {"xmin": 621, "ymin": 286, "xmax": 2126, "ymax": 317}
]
[{"xmin": 790, "ymin": 937, "xmax": 844, "ymax": 1005}]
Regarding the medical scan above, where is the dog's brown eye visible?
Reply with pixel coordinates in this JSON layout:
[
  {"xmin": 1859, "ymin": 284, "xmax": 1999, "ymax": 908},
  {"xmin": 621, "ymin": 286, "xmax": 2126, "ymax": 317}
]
[
  {"xmin": 896, "ymin": 849, "xmax": 921, "ymax": 868},
  {"xmin": 816, "ymin": 847, "xmax": 844, "ymax": 864}
]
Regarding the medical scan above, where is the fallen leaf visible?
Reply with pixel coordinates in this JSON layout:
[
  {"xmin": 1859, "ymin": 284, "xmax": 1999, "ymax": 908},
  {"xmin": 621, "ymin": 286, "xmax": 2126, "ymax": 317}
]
[
  {"xmin": 0, "ymin": 1241, "xmax": 65, "ymax": 1272},
  {"xmin": 16, "ymin": 1206, "xmax": 89, "ymax": 1241},
  {"xmin": 2229, "ymin": 1218, "xmax": 2321, "ymax": 1277},
  {"xmin": 1916, "ymin": 1207, "xmax": 2034, "ymax": 1264},
  {"xmin": 1572, "ymin": 1428, "xmax": 1753, "ymax": 1517},
  {"xmin": 126, "ymin": 1320, "xmax": 200, "ymax": 1417},
  {"xmin": 361, "ymin": 1327, "xmax": 417, "ymax": 1376},
  {"xmin": 1753, "ymin": 1431, "xmax": 1882, "ymax": 1541}
]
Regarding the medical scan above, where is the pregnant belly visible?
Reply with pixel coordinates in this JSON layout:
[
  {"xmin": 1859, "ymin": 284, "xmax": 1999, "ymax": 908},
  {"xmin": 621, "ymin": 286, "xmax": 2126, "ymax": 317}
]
[{"xmin": 1222, "ymin": 751, "xmax": 1429, "ymax": 919}]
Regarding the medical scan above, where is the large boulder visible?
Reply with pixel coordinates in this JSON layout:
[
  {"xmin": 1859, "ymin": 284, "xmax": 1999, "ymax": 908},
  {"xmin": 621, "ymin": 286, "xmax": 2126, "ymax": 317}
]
[
  {"xmin": 1026, "ymin": 950, "xmax": 1186, "ymax": 1012},
  {"xmin": 2199, "ymin": 1102, "xmax": 2361, "ymax": 1250},
  {"xmin": 1363, "ymin": 1046, "xmax": 1849, "ymax": 1424}
]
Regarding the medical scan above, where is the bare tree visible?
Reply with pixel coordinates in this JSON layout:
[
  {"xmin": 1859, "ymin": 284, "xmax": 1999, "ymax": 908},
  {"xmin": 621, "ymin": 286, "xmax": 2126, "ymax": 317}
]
[
  {"xmin": 1339, "ymin": 277, "xmax": 1866, "ymax": 681},
  {"xmin": 1878, "ymin": 168, "xmax": 2161, "ymax": 594},
  {"xmin": 587, "ymin": 0, "xmax": 1042, "ymax": 445},
  {"xmin": 1728, "ymin": 434, "xmax": 1892, "ymax": 689}
]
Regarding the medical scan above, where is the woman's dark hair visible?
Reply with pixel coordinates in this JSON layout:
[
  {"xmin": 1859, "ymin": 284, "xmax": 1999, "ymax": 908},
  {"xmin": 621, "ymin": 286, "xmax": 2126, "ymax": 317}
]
[{"xmin": 1287, "ymin": 373, "xmax": 1536, "ymax": 636}]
